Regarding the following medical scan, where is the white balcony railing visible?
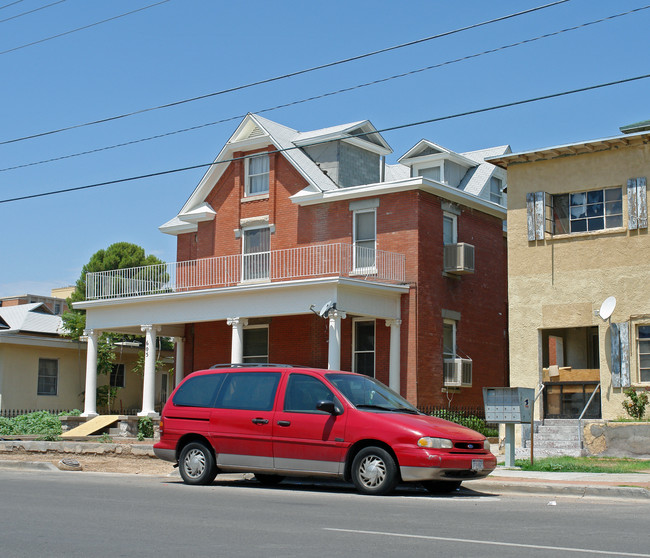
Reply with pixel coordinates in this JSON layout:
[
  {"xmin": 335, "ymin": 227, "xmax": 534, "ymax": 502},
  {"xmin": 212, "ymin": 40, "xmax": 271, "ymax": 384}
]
[{"xmin": 85, "ymin": 243, "xmax": 406, "ymax": 301}]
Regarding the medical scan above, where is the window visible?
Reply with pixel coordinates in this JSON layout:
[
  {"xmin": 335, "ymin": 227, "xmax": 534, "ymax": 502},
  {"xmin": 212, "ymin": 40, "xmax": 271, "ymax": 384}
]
[
  {"xmin": 443, "ymin": 320, "xmax": 456, "ymax": 359},
  {"xmin": 353, "ymin": 209, "xmax": 376, "ymax": 271},
  {"xmin": 246, "ymin": 154, "xmax": 270, "ymax": 196},
  {"xmin": 172, "ymin": 373, "xmax": 225, "ymax": 407},
  {"xmin": 443, "ymin": 212, "xmax": 457, "ymax": 245},
  {"xmin": 417, "ymin": 166, "xmax": 442, "ymax": 182},
  {"xmin": 243, "ymin": 326, "xmax": 269, "ymax": 363},
  {"xmin": 242, "ymin": 226, "xmax": 270, "ymax": 281},
  {"xmin": 37, "ymin": 358, "xmax": 58, "ymax": 396},
  {"xmin": 637, "ymin": 326, "xmax": 650, "ymax": 383},
  {"xmin": 490, "ymin": 177, "xmax": 503, "ymax": 204},
  {"xmin": 216, "ymin": 372, "xmax": 280, "ymax": 411},
  {"xmin": 353, "ymin": 319, "xmax": 375, "ymax": 377},
  {"xmin": 553, "ymin": 187, "xmax": 623, "ymax": 234},
  {"xmin": 110, "ymin": 363, "xmax": 125, "ymax": 388},
  {"xmin": 284, "ymin": 374, "xmax": 336, "ymax": 413}
]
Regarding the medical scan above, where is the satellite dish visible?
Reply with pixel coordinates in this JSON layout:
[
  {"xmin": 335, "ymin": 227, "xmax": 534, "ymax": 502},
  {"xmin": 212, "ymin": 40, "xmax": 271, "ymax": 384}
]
[
  {"xmin": 599, "ymin": 296, "xmax": 616, "ymax": 320},
  {"xmin": 319, "ymin": 301, "xmax": 336, "ymax": 318}
]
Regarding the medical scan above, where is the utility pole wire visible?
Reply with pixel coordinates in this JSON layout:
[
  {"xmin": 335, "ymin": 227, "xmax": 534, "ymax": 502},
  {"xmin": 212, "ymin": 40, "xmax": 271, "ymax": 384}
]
[
  {"xmin": 0, "ymin": 0, "xmax": 570, "ymax": 146},
  {"xmin": 2, "ymin": 72, "xmax": 648, "ymax": 205},
  {"xmin": 0, "ymin": 0, "xmax": 65, "ymax": 24}
]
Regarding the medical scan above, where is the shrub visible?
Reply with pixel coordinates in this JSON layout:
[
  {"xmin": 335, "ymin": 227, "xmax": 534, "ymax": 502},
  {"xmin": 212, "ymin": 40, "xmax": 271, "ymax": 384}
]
[
  {"xmin": 622, "ymin": 387, "xmax": 649, "ymax": 420},
  {"xmin": 0, "ymin": 416, "xmax": 15, "ymax": 436},
  {"xmin": 10, "ymin": 411, "xmax": 62, "ymax": 441},
  {"xmin": 138, "ymin": 417, "xmax": 154, "ymax": 440},
  {"xmin": 428, "ymin": 409, "xmax": 498, "ymax": 437}
]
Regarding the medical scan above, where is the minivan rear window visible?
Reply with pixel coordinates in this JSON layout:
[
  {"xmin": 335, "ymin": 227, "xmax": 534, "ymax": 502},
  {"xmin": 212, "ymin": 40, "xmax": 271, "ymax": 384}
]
[
  {"xmin": 173, "ymin": 373, "xmax": 225, "ymax": 408},
  {"xmin": 215, "ymin": 372, "xmax": 280, "ymax": 411}
]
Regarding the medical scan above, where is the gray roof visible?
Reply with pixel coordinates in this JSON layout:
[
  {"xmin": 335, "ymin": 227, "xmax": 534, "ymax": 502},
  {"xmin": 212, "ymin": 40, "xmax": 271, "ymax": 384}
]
[
  {"xmin": 459, "ymin": 145, "xmax": 511, "ymax": 200},
  {"xmin": 0, "ymin": 303, "xmax": 63, "ymax": 335}
]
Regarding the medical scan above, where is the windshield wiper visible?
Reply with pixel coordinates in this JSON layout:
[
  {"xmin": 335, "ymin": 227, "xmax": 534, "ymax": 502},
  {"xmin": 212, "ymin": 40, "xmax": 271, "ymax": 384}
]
[
  {"xmin": 389, "ymin": 407, "xmax": 420, "ymax": 415},
  {"xmin": 355, "ymin": 404, "xmax": 393, "ymax": 411}
]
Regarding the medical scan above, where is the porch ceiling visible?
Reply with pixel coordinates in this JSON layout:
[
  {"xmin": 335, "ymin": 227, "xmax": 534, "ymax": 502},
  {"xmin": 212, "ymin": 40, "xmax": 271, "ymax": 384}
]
[{"xmin": 79, "ymin": 277, "xmax": 408, "ymax": 335}]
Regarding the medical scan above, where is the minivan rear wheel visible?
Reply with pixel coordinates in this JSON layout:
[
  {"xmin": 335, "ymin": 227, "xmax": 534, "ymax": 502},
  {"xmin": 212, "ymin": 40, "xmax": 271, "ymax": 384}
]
[
  {"xmin": 179, "ymin": 442, "xmax": 217, "ymax": 485},
  {"xmin": 351, "ymin": 446, "xmax": 398, "ymax": 495}
]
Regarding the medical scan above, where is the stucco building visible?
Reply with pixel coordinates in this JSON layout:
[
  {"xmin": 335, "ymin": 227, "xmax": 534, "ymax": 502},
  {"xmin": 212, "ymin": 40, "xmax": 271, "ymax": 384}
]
[
  {"xmin": 76, "ymin": 114, "xmax": 509, "ymax": 416},
  {"xmin": 490, "ymin": 125, "xmax": 650, "ymax": 421}
]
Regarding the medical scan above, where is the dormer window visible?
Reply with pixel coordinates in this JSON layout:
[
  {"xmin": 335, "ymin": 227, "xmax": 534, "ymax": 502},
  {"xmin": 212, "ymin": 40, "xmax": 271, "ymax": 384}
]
[
  {"xmin": 490, "ymin": 177, "xmax": 503, "ymax": 204},
  {"xmin": 418, "ymin": 165, "xmax": 442, "ymax": 182},
  {"xmin": 246, "ymin": 154, "xmax": 270, "ymax": 196}
]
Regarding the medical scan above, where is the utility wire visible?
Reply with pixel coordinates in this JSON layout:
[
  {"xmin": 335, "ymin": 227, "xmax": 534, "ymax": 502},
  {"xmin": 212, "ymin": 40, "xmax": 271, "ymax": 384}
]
[
  {"xmin": 2, "ymin": 3, "xmax": 646, "ymax": 174},
  {"xmin": 0, "ymin": 0, "xmax": 65, "ymax": 24},
  {"xmin": 0, "ymin": 0, "xmax": 570, "ymax": 146},
  {"xmin": 0, "ymin": 0, "xmax": 25, "ymax": 10},
  {"xmin": 0, "ymin": 0, "xmax": 170, "ymax": 55},
  {"xmin": 2, "ymin": 72, "xmax": 648, "ymax": 205}
]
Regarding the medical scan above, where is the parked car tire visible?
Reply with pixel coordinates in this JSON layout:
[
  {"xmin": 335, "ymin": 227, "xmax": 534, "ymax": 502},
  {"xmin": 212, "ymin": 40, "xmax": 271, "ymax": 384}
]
[
  {"xmin": 351, "ymin": 446, "xmax": 398, "ymax": 495},
  {"xmin": 179, "ymin": 442, "xmax": 217, "ymax": 485},
  {"xmin": 421, "ymin": 480, "xmax": 461, "ymax": 494},
  {"xmin": 254, "ymin": 473, "xmax": 285, "ymax": 485}
]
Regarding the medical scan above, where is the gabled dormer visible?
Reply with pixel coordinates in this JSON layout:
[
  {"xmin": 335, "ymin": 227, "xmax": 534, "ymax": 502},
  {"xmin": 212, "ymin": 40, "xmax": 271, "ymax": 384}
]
[{"xmin": 398, "ymin": 140, "xmax": 478, "ymax": 188}]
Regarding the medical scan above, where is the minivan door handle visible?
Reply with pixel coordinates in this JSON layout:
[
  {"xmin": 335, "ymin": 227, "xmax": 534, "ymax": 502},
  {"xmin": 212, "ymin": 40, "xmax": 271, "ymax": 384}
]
[
  {"xmin": 277, "ymin": 420, "xmax": 291, "ymax": 427},
  {"xmin": 251, "ymin": 418, "xmax": 269, "ymax": 425}
]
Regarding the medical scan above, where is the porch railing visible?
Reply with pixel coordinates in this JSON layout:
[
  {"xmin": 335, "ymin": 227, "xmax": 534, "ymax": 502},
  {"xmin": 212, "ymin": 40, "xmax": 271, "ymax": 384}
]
[{"xmin": 86, "ymin": 243, "xmax": 406, "ymax": 301}]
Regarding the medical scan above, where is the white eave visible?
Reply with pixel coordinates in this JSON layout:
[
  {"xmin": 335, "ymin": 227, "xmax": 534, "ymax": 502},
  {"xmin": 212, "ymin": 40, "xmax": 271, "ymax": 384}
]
[
  {"xmin": 398, "ymin": 140, "xmax": 477, "ymax": 168},
  {"xmin": 290, "ymin": 177, "xmax": 506, "ymax": 219}
]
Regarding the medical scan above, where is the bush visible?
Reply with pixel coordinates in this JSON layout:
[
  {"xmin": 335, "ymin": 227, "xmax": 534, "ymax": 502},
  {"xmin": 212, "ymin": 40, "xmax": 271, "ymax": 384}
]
[
  {"xmin": 622, "ymin": 387, "xmax": 649, "ymax": 420},
  {"xmin": 6, "ymin": 411, "xmax": 62, "ymax": 441},
  {"xmin": 0, "ymin": 416, "xmax": 15, "ymax": 436},
  {"xmin": 138, "ymin": 417, "xmax": 154, "ymax": 440},
  {"xmin": 428, "ymin": 409, "xmax": 498, "ymax": 437}
]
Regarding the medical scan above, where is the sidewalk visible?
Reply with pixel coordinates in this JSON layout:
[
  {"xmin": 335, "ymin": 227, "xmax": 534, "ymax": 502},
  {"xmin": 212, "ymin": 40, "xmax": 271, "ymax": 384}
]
[{"xmin": 468, "ymin": 466, "xmax": 650, "ymax": 500}]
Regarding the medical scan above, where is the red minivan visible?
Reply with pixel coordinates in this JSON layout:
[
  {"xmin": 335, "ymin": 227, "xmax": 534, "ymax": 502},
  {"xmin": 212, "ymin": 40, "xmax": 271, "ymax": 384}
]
[{"xmin": 154, "ymin": 365, "xmax": 496, "ymax": 495}]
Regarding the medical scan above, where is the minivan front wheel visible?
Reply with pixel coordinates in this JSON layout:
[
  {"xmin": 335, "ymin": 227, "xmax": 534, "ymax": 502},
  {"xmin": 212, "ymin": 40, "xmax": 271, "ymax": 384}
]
[
  {"xmin": 179, "ymin": 442, "xmax": 217, "ymax": 485},
  {"xmin": 351, "ymin": 446, "xmax": 398, "ymax": 495}
]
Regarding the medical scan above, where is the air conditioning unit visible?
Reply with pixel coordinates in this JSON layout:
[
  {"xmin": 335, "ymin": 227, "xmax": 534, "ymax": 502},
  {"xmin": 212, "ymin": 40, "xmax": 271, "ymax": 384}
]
[
  {"xmin": 443, "ymin": 243, "xmax": 475, "ymax": 274},
  {"xmin": 443, "ymin": 358, "xmax": 472, "ymax": 387}
]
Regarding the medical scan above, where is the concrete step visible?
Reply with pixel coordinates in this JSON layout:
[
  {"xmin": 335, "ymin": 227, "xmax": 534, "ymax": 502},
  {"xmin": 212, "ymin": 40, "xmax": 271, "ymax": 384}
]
[
  {"xmin": 516, "ymin": 447, "xmax": 584, "ymax": 459},
  {"xmin": 534, "ymin": 426, "xmax": 580, "ymax": 441}
]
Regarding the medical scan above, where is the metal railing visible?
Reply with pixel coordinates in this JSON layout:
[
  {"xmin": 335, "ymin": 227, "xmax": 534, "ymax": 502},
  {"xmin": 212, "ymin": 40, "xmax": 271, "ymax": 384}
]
[{"xmin": 86, "ymin": 243, "xmax": 406, "ymax": 300}]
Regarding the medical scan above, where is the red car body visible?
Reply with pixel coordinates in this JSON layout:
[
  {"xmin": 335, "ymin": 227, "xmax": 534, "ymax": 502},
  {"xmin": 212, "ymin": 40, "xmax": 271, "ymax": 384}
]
[{"xmin": 154, "ymin": 366, "xmax": 496, "ymax": 495}]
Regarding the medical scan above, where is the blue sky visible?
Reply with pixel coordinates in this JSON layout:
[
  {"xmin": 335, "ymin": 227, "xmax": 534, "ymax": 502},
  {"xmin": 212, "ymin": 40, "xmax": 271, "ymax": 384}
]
[{"xmin": 1, "ymin": 0, "xmax": 649, "ymax": 298}]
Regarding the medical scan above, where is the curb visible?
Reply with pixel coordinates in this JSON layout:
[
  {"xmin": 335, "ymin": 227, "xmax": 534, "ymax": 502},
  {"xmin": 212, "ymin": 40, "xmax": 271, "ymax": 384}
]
[
  {"xmin": 468, "ymin": 480, "xmax": 650, "ymax": 500},
  {"xmin": 0, "ymin": 440, "xmax": 156, "ymax": 458},
  {"xmin": 0, "ymin": 460, "xmax": 59, "ymax": 472}
]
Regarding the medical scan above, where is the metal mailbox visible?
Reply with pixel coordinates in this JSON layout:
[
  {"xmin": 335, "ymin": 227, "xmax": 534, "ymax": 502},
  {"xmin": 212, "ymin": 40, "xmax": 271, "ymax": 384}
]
[{"xmin": 483, "ymin": 387, "xmax": 535, "ymax": 423}]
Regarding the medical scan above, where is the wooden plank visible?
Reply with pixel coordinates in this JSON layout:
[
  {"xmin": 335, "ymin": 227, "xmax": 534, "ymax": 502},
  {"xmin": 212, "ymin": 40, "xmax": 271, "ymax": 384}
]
[
  {"xmin": 611, "ymin": 322, "xmax": 621, "ymax": 388},
  {"xmin": 534, "ymin": 191, "xmax": 545, "ymax": 240},
  {"xmin": 628, "ymin": 178, "xmax": 638, "ymax": 230},
  {"xmin": 60, "ymin": 415, "xmax": 120, "ymax": 437},
  {"xmin": 637, "ymin": 177, "xmax": 647, "ymax": 229},
  {"xmin": 526, "ymin": 192, "xmax": 536, "ymax": 241},
  {"xmin": 620, "ymin": 322, "xmax": 631, "ymax": 388}
]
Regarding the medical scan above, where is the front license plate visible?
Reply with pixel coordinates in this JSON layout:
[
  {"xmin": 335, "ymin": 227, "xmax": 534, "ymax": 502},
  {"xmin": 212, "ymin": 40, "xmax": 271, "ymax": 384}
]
[{"xmin": 471, "ymin": 459, "xmax": 484, "ymax": 471}]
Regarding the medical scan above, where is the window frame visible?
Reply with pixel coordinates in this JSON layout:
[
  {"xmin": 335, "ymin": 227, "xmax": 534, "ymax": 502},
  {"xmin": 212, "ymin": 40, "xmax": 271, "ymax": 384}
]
[
  {"xmin": 352, "ymin": 318, "xmax": 375, "ymax": 377},
  {"xmin": 241, "ymin": 225, "xmax": 271, "ymax": 282},
  {"xmin": 244, "ymin": 153, "xmax": 270, "ymax": 197},
  {"xmin": 110, "ymin": 363, "xmax": 126, "ymax": 388},
  {"xmin": 243, "ymin": 324, "xmax": 269, "ymax": 363},
  {"xmin": 636, "ymin": 325, "xmax": 650, "ymax": 384},
  {"xmin": 37, "ymin": 358, "xmax": 58, "ymax": 396},
  {"xmin": 352, "ymin": 208, "xmax": 377, "ymax": 273},
  {"xmin": 442, "ymin": 319, "xmax": 457, "ymax": 360},
  {"xmin": 552, "ymin": 187, "xmax": 623, "ymax": 235},
  {"xmin": 490, "ymin": 176, "xmax": 503, "ymax": 204},
  {"xmin": 442, "ymin": 212, "xmax": 458, "ymax": 246}
]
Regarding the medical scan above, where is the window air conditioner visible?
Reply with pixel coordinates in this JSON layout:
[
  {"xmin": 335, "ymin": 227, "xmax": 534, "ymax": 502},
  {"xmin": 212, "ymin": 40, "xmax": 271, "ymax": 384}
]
[
  {"xmin": 443, "ymin": 243, "xmax": 475, "ymax": 274},
  {"xmin": 443, "ymin": 358, "xmax": 472, "ymax": 387}
]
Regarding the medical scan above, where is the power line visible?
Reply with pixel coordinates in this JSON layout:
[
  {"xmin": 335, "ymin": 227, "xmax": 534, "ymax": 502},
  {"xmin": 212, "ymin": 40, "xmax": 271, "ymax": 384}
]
[
  {"xmin": 0, "ymin": 0, "xmax": 65, "ymax": 24},
  {"xmin": 0, "ymin": 0, "xmax": 170, "ymax": 56},
  {"xmin": 0, "ymin": 0, "xmax": 570, "ymax": 146},
  {"xmin": 0, "ymin": 0, "xmax": 26, "ymax": 10},
  {"xmin": 2, "ymin": 3, "xmax": 646, "ymax": 174},
  {"xmin": 2, "ymin": 72, "xmax": 648, "ymax": 205}
]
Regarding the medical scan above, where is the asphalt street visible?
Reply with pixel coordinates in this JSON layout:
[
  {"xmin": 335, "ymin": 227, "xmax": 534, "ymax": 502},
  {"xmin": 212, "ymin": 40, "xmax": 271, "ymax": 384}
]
[{"xmin": 1, "ymin": 469, "xmax": 648, "ymax": 558}]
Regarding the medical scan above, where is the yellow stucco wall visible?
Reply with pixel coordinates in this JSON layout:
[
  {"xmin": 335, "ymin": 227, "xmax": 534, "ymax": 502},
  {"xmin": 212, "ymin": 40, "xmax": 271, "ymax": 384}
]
[
  {"xmin": 0, "ymin": 339, "xmax": 173, "ymax": 413},
  {"xmin": 506, "ymin": 141, "xmax": 650, "ymax": 420}
]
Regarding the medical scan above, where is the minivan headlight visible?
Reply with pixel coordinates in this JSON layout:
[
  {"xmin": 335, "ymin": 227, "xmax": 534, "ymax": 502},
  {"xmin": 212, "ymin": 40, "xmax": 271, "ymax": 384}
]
[
  {"xmin": 417, "ymin": 437, "xmax": 453, "ymax": 449},
  {"xmin": 484, "ymin": 439, "xmax": 491, "ymax": 450}
]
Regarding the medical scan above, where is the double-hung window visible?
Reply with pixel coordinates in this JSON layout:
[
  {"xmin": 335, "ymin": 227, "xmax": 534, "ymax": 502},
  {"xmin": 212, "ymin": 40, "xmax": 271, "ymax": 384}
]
[
  {"xmin": 353, "ymin": 209, "xmax": 376, "ymax": 272},
  {"xmin": 246, "ymin": 154, "xmax": 270, "ymax": 196},
  {"xmin": 637, "ymin": 326, "xmax": 650, "ymax": 383},
  {"xmin": 242, "ymin": 226, "xmax": 270, "ymax": 281},
  {"xmin": 490, "ymin": 177, "xmax": 503, "ymax": 204},
  {"xmin": 443, "ymin": 212, "xmax": 457, "ymax": 246},
  {"xmin": 443, "ymin": 320, "xmax": 456, "ymax": 360},
  {"xmin": 353, "ymin": 319, "xmax": 375, "ymax": 377},
  {"xmin": 38, "ymin": 358, "xmax": 58, "ymax": 396}
]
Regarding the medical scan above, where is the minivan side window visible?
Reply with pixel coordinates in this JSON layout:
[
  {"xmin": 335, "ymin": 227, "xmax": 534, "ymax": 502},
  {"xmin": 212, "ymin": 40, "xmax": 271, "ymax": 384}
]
[
  {"xmin": 284, "ymin": 374, "xmax": 337, "ymax": 413},
  {"xmin": 173, "ymin": 373, "xmax": 225, "ymax": 408},
  {"xmin": 215, "ymin": 372, "xmax": 280, "ymax": 411}
]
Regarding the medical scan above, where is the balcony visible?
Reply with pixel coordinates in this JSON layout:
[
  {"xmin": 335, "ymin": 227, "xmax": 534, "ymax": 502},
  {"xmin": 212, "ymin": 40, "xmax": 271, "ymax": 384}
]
[
  {"xmin": 443, "ymin": 242, "xmax": 475, "ymax": 274},
  {"xmin": 85, "ymin": 243, "xmax": 406, "ymax": 301}
]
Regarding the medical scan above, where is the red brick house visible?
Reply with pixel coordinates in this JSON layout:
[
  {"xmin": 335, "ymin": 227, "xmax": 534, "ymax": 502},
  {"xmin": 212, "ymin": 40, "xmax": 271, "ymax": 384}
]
[{"xmin": 76, "ymin": 114, "xmax": 509, "ymax": 416}]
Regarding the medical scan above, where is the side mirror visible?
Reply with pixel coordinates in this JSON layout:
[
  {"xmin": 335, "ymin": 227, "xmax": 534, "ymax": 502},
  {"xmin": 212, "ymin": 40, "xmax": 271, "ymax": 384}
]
[{"xmin": 317, "ymin": 400, "xmax": 341, "ymax": 415}]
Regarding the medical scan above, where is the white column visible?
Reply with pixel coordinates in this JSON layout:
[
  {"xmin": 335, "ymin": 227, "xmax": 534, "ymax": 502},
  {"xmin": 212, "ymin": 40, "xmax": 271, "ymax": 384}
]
[
  {"xmin": 81, "ymin": 329, "xmax": 99, "ymax": 418},
  {"xmin": 227, "ymin": 317, "xmax": 248, "ymax": 363},
  {"xmin": 327, "ymin": 310, "xmax": 347, "ymax": 370},
  {"xmin": 174, "ymin": 337, "xmax": 185, "ymax": 388},
  {"xmin": 139, "ymin": 325, "xmax": 160, "ymax": 417},
  {"xmin": 386, "ymin": 319, "xmax": 402, "ymax": 392}
]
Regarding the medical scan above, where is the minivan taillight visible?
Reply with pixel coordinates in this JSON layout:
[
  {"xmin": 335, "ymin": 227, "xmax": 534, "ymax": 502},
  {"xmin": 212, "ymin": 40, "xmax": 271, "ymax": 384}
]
[{"xmin": 159, "ymin": 418, "xmax": 164, "ymax": 436}]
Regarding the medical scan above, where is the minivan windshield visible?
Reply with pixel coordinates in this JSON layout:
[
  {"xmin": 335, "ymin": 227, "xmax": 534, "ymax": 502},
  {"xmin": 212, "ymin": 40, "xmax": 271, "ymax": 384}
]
[{"xmin": 326, "ymin": 373, "xmax": 420, "ymax": 414}]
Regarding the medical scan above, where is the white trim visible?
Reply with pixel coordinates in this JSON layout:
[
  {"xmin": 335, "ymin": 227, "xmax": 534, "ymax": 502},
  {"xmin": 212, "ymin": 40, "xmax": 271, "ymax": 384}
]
[
  {"xmin": 244, "ymin": 153, "xmax": 270, "ymax": 197},
  {"xmin": 352, "ymin": 318, "xmax": 376, "ymax": 377}
]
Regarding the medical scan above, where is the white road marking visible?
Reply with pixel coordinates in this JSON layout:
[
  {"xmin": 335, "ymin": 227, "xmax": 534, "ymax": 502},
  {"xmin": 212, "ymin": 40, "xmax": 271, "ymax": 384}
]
[{"xmin": 323, "ymin": 528, "xmax": 650, "ymax": 557}]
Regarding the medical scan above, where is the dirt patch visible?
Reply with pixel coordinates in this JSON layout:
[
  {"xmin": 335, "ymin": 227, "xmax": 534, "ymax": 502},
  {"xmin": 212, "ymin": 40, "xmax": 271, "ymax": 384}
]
[{"xmin": 0, "ymin": 449, "xmax": 176, "ymax": 475}]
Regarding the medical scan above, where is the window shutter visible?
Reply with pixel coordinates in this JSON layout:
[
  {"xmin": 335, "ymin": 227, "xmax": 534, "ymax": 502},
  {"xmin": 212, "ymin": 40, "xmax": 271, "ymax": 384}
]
[
  {"xmin": 526, "ymin": 191, "xmax": 546, "ymax": 241},
  {"xmin": 610, "ymin": 321, "xmax": 631, "ymax": 388},
  {"xmin": 627, "ymin": 177, "xmax": 648, "ymax": 230}
]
